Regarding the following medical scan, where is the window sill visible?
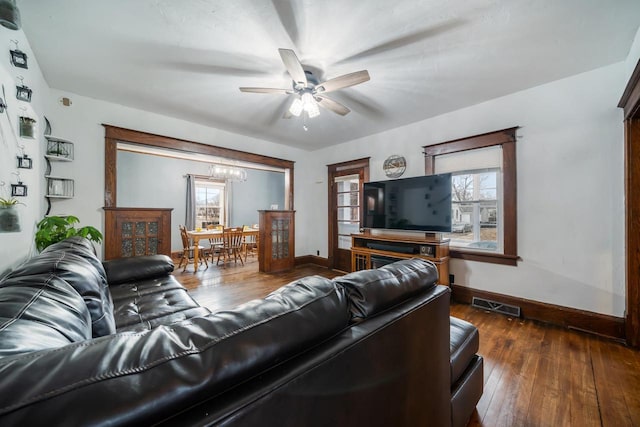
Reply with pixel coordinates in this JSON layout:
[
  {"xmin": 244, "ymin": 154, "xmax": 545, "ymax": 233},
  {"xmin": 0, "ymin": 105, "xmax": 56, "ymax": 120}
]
[{"xmin": 450, "ymin": 249, "xmax": 519, "ymax": 266}]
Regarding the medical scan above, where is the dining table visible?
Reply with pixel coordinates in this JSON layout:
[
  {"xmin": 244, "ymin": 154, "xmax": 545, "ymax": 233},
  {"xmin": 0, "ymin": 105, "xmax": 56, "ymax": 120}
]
[{"xmin": 187, "ymin": 228, "xmax": 259, "ymax": 272}]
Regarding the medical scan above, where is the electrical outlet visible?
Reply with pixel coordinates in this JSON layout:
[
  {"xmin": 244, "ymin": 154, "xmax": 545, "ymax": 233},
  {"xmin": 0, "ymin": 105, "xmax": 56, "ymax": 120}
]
[{"xmin": 316, "ymin": 250, "xmax": 320, "ymax": 256}]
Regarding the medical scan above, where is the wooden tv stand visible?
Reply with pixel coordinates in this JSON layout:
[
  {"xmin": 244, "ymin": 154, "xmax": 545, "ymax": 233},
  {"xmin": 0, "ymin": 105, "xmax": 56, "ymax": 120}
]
[{"xmin": 351, "ymin": 232, "xmax": 450, "ymax": 286}]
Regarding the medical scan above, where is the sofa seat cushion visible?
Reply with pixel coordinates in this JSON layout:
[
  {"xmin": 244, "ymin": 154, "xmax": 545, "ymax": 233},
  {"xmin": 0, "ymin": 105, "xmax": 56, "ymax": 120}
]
[
  {"xmin": 111, "ymin": 276, "xmax": 210, "ymax": 332},
  {"xmin": 6, "ymin": 237, "xmax": 115, "ymax": 338},
  {"xmin": 450, "ymin": 316, "xmax": 480, "ymax": 386},
  {"xmin": 0, "ymin": 274, "xmax": 92, "ymax": 357}
]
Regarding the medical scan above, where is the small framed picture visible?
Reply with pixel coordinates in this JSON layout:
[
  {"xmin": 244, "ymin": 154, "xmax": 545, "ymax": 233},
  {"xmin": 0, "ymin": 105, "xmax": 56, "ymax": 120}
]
[
  {"xmin": 17, "ymin": 155, "xmax": 32, "ymax": 169},
  {"xmin": 16, "ymin": 85, "xmax": 32, "ymax": 102},
  {"xmin": 10, "ymin": 49, "xmax": 28, "ymax": 69},
  {"xmin": 11, "ymin": 183, "xmax": 27, "ymax": 197}
]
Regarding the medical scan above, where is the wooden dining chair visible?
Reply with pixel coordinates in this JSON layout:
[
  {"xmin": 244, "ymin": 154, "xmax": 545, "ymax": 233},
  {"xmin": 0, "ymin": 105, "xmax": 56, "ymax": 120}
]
[
  {"xmin": 178, "ymin": 225, "xmax": 208, "ymax": 272},
  {"xmin": 216, "ymin": 227, "xmax": 244, "ymax": 266},
  {"xmin": 242, "ymin": 224, "xmax": 258, "ymax": 261},
  {"xmin": 206, "ymin": 224, "xmax": 224, "ymax": 262}
]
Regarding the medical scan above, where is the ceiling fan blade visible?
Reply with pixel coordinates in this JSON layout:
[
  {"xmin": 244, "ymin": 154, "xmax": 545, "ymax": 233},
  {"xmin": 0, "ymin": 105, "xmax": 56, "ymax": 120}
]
[
  {"xmin": 315, "ymin": 70, "xmax": 370, "ymax": 94},
  {"xmin": 278, "ymin": 48, "xmax": 307, "ymax": 87},
  {"xmin": 239, "ymin": 87, "xmax": 291, "ymax": 94},
  {"xmin": 316, "ymin": 95, "xmax": 351, "ymax": 116}
]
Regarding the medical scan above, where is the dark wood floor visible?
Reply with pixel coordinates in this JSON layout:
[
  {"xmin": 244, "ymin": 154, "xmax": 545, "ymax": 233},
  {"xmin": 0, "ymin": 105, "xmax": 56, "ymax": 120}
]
[{"xmin": 173, "ymin": 258, "xmax": 640, "ymax": 427}]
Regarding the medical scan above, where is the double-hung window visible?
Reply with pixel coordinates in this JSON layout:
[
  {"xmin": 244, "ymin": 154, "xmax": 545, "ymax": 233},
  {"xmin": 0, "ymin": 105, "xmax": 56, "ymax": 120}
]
[
  {"xmin": 424, "ymin": 127, "xmax": 518, "ymax": 266},
  {"xmin": 194, "ymin": 179, "xmax": 226, "ymax": 228}
]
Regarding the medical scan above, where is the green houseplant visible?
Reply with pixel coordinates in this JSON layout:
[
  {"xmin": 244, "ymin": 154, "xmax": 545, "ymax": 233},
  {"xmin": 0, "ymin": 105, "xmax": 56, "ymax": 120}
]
[
  {"xmin": 0, "ymin": 197, "xmax": 23, "ymax": 232},
  {"xmin": 35, "ymin": 215, "xmax": 103, "ymax": 251}
]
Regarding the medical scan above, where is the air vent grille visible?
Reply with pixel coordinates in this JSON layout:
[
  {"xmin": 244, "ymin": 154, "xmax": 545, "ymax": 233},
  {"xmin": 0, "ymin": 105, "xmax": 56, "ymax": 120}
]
[{"xmin": 471, "ymin": 297, "xmax": 521, "ymax": 317}]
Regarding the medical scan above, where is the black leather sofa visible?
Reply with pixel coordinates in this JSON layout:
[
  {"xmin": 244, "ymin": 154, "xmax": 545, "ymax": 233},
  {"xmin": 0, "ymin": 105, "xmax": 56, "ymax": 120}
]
[{"xmin": 0, "ymin": 237, "xmax": 482, "ymax": 426}]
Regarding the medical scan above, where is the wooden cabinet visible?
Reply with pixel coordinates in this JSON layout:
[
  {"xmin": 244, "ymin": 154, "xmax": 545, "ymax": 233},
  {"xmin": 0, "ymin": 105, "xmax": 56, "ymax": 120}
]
[
  {"xmin": 351, "ymin": 232, "xmax": 450, "ymax": 285},
  {"xmin": 258, "ymin": 210, "xmax": 295, "ymax": 273},
  {"xmin": 104, "ymin": 208, "xmax": 172, "ymax": 260}
]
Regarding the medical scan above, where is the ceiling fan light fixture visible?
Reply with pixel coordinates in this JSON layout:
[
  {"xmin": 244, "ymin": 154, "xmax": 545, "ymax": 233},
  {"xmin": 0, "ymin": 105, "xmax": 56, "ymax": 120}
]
[
  {"xmin": 289, "ymin": 97, "xmax": 303, "ymax": 117},
  {"xmin": 301, "ymin": 92, "xmax": 320, "ymax": 118}
]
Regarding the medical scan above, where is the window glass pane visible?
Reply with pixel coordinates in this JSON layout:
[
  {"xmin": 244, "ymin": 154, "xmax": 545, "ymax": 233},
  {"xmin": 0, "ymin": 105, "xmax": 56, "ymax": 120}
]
[
  {"xmin": 337, "ymin": 207, "xmax": 359, "ymax": 221},
  {"xmin": 195, "ymin": 180, "xmax": 226, "ymax": 227},
  {"xmin": 338, "ymin": 235, "xmax": 352, "ymax": 249},
  {"xmin": 338, "ymin": 222, "xmax": 360, "ymax": 236},
  {"xmin": 445, "ymin": 169, "xmax": 500, "ymax": 252},
  {"xmin": 337, "ymin": 191, "xmax": 359, "ymax": 207}
]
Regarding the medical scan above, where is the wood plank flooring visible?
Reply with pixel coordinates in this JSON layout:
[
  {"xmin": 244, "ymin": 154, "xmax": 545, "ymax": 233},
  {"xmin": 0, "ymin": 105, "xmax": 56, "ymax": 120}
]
[{"xmin": 172, "ymin": 259, "xmax": 640, "ymax": 427}]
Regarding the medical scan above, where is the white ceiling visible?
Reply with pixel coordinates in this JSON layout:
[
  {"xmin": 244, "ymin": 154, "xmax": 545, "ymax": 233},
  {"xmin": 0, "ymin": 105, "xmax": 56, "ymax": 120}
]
[{"xmin": 18, "ymin": 0, "xmax": 640, "ymax": 150}]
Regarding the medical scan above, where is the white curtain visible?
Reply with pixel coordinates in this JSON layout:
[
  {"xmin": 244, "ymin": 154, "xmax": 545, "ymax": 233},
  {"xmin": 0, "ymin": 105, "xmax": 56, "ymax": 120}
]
[{"xmin": 185, "ymin": 174, "xmax": 196, "ymax": 230}]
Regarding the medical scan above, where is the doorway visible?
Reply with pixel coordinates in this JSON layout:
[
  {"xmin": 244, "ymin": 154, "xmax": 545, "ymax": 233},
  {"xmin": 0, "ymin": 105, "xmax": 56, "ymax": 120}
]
[{"xmin": 327, "ymin": 158, "xmax": 369, "ymax": 272}]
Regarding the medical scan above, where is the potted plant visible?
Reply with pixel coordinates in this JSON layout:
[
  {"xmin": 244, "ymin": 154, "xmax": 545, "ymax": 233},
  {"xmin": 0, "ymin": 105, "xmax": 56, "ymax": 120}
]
[
  {"xmin": 35, "ymin": 215, "xmax": 103, "ymax": 251},
  {"xmin": 0, "ymin": 197, "xmax": 23, "ymax": 232}
]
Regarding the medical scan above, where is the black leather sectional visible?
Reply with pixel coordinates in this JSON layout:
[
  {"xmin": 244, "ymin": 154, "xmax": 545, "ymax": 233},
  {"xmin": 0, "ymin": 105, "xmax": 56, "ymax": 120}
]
[{"xmin": 0, "ymin": 237, "xmax": 482, "ymax": 426}]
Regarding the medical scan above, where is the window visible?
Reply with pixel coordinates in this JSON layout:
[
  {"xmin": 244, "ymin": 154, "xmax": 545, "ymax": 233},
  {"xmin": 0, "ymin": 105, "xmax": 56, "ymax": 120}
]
[
  {"xmin": 335, "ymin": 174, "xmax": 361, "ymax": 249},
  {"xmin": 194, "ymin": 179, "xmax": 226, "ymax": 227},
  {"xmin": 447, "ymin": 169, "xmax": 501, "ymax": 252},
  {"xmin": 423, "ymin": 127, "xmax": 518, "ymax": 266}
]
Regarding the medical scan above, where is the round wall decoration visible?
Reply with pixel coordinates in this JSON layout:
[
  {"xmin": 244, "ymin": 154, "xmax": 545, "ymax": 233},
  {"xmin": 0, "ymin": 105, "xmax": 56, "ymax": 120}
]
[{"xmin": 383, "ymin": 155, "xmax": 407, "ymax": 178}]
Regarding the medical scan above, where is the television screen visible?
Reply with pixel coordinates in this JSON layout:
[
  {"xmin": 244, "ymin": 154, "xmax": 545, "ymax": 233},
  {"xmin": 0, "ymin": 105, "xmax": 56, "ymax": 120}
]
[{"xmin": 363, "ymin": 173, "xmax": 452, "ymax": 232}]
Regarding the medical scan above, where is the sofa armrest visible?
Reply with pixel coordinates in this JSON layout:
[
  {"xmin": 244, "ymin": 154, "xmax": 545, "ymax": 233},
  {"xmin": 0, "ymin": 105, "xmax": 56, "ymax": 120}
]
[{"xmin": 102, "ymin": 255, "xmax": 174, "ymax": 285}]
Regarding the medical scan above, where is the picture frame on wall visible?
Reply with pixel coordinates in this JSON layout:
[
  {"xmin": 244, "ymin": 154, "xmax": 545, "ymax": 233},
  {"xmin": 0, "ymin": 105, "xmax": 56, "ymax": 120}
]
[
  {"xmin": 16, "ymin": 85, "xmax": 32, "ymax": 102},
  {"xmin": 10, "ymin": 49, "xmax": 28, "ymax": 69},
  {"xmin": 16, "ymin": 155, "xmax": 32, "ymax": 169},
  {"xmin": 11, "ymin": 182, "xmax": 27, "ymax": 197}
]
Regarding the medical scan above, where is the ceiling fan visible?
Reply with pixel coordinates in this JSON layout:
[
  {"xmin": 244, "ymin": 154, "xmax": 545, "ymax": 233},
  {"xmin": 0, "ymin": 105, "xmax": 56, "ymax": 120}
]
[{"xmin": 239, "ymin": 49, "xmax": 370, "ymax": 119}]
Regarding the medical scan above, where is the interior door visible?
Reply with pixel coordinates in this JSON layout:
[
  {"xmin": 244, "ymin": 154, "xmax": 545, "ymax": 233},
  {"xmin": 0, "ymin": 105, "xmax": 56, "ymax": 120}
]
[{"xmin": 328, "ymin": 159, "xmax": 369, "ymax": 272}]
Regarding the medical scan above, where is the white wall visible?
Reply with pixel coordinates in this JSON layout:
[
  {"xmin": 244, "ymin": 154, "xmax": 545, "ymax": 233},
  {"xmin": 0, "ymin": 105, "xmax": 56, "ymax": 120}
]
[
  {"xmin": 0, "ymin": 27, "xmax": 49, "ymax": 276},
  {"xmin": 624, "ymin": 26, "xmax": 640, "ymax": 83},
  {"xmin": 296, "ymin": 62, "xmax": 626, "ymax": 317}
]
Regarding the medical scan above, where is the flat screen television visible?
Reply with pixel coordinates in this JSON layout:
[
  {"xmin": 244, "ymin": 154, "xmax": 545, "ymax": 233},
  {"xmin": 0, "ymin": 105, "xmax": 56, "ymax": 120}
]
[{"xmin": 363, "ymin": 173, "xmax": 452, "ymax": 232}]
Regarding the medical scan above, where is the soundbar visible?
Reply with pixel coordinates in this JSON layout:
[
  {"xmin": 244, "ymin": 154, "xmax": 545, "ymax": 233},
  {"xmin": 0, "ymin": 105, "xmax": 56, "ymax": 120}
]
[{"xmin": 366, "ymin": 243, "xmax": 416, "ymax": 254}]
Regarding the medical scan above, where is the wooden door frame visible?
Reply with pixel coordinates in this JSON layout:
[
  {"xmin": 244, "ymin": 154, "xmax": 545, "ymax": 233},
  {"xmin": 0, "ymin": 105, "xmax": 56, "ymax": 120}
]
[
  {"xmin": 102, "ymin": 125, "xmax": 295, "ymax": 209},
  {"xmin": 619, "ymin": 58, "xmax": 640, "ymax": 347},
  {"xmin": 327, "ymin": 158, "xmax": 370, "ymax": 271}
]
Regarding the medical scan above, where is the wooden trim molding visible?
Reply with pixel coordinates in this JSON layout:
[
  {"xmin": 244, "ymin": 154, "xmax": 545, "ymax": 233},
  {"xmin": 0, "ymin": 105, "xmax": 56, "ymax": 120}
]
[
  {"xmin": 102, "ymin": 125, "xmax": 295, "ymax": 209},
  {"xmin": 618, "ymin": 58, "xmax": 640, "ymax": 119},
  {"xmin": 423, "ymin": 127, "xmax": 519, "ymax": 265},
  {"xmin": 295, "ymin": 255, "xmax": 330, "ymax": 268},
  {"xmin": 451, "ymin": 285, "xmax": 625, "ymax": 342},
  {"xmin": 450, "ymin": 249, "xmax": 519, "ymax": 266},
  {"xmin": 619, "ymin": 58, "xmax": 640, "ymax": 348}
]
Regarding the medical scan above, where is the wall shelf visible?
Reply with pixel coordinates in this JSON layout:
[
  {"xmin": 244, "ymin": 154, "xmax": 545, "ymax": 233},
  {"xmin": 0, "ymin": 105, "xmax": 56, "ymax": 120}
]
[{"xmin": 44, "ymin": 134, "xmax": 75, "ymax": 215}]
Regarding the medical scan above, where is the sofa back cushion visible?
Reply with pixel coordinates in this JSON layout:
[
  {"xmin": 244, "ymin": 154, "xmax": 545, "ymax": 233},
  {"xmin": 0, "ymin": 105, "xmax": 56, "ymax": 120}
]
[
  {"xmin": 0, "ymin": 275, "xmax": 351, "ymax": 425},
  {"xmin": 5, "ymin": 237, "xmax": 115, "ymax": 337},
  {"xmin": 0, "ymin": 274, "xmax": 92, "ymax": 357},
  {"xmin": 334, "ymin": 258, "xmax": 439, "ymax": 319},
  {"xmin": 102, "ymin": 255, "xmax": 174, "ymax": 285}
]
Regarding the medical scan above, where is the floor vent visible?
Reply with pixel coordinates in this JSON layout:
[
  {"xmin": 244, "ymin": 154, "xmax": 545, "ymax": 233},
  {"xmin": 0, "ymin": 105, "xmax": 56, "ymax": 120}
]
[{"xmin": 472, "ymin": 297, "xmax": 521, "ymax": 318}]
